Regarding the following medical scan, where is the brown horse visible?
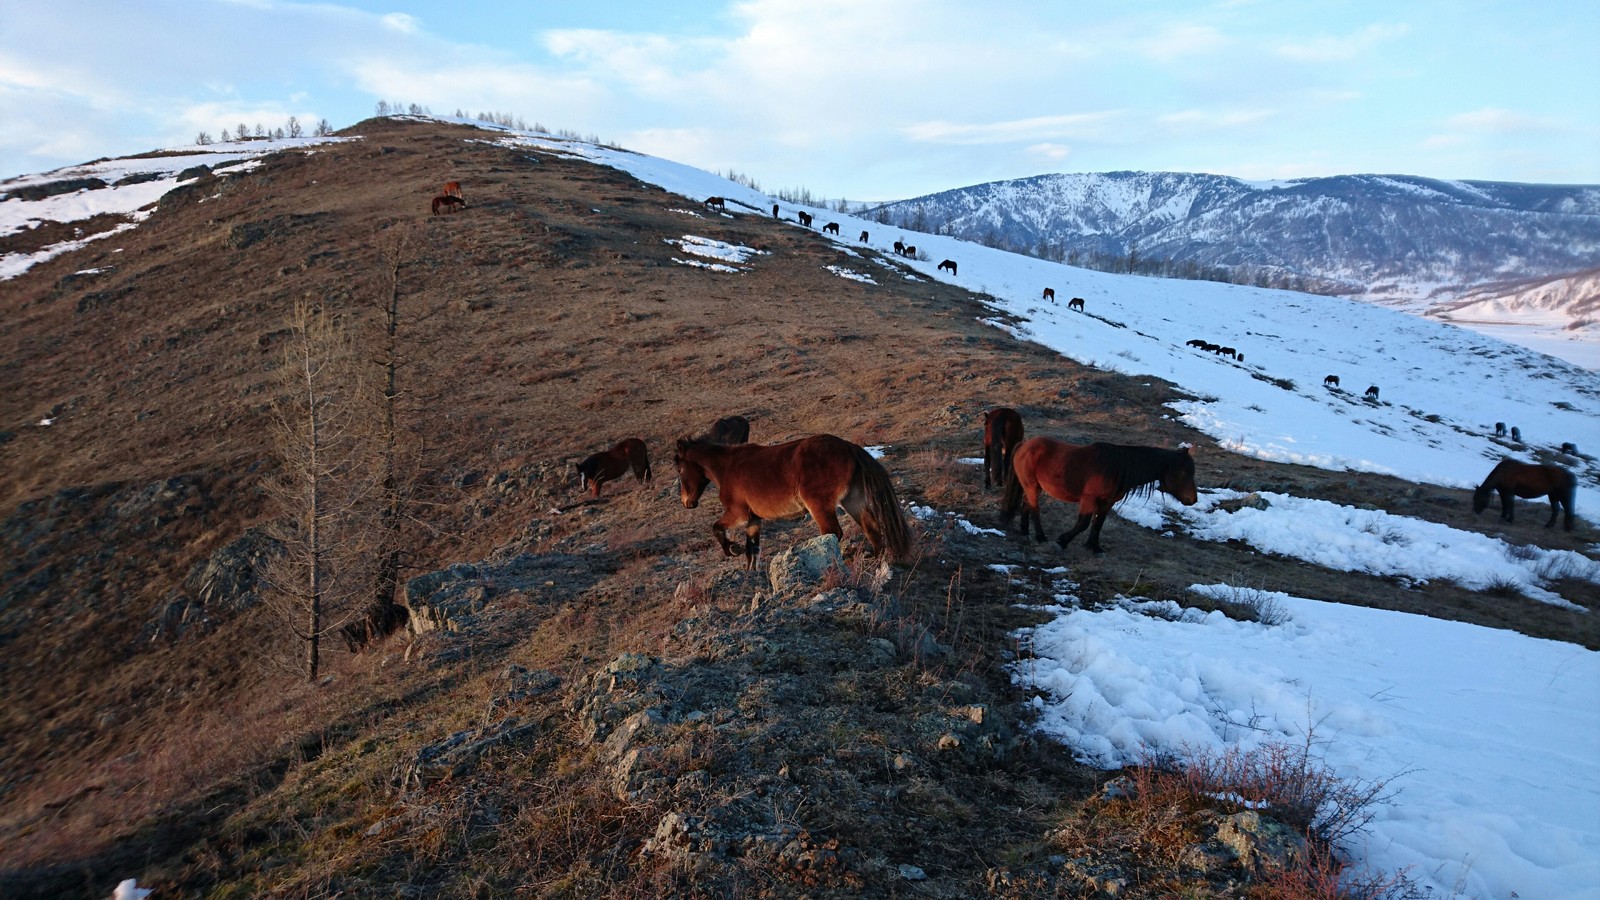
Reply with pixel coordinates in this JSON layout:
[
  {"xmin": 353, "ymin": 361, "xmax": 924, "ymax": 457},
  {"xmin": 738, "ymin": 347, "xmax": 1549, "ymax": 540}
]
[
  {"xmin": 1067, "ymin": 297, "xmax": 1085, "ymax": 312},
  {"xmin": 1001, "ymin": 437, "xmax": 1198, "ymax": 554},
  {"xmin": 1043, "ymin": 287, "xmax": 1055, "ymax": 301},
  {"xmin": 1473, "ymin": 460, "xmax": 1576, "ymax": 531},
  {"xmin": 431, "ymin": 194, "xmax": 465, "ymax": 215},
  {"xmin": 982, "ymin": 407, "xmax": 1024, "ymax": 490},
  {"xmin": 576, "ymin": 438, "xmax": 652, "ymax": 498},
  {"xmin": 699, "ymin": 415, "xmax": 751, "ymax": 445},
  {"xmin": 674, "ymin": 435, "xmax": 911, "ymax": 569},
  {"xmin": 938, "ymin": 259, "xmax": 958, "ymax": 274},
  {"xmin": 704, "ymin": 196, "xmax": 726, "ymax": 210},
  {"xmin": 442, "ymin": 180, "xmax": 463, "ymax": 199}
]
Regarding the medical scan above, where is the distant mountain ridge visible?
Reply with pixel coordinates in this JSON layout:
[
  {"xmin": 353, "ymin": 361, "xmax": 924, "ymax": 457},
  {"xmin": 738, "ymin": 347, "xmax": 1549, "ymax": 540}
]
[{"xmin": 870, "ymin": 171, "xmax": 1600, "ymax": 303}]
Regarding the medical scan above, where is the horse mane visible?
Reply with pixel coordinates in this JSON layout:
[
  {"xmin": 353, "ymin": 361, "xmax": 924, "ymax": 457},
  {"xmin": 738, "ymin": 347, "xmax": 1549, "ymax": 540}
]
[{"xmin": 1090, "ymin": 443, "xmax": 1189, "ymax": 503}]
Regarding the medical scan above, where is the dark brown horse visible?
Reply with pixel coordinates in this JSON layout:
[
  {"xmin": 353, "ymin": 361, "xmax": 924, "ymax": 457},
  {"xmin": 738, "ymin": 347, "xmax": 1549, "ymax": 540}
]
[
  {"xmin": 938, "ymin": 259, "xmax": 958, "ymax": 274},
  {"xmin": 824, "ymin": 222, "xmax": 840, "ymax": 235},
  {"xmin": 1001, "ymin": 437, "xmax": 1198, "ymax": 554},
  {"xmin": 982, "ymin": 407, "xmax": 1024, "ymax": 490},
  {"xmin": 1043, "ymin": 287, "xmax": 1055, "ymax": 301},
  {"xmin": 1067, "ymin": 297, "xmax": 1085, "ymax": 312},
  {"xmin": 704, "ymin": 196, "xmax": 726, "ymax": 210},
  {"xmin": 674, "ymin": 435, "xmax": 911, "ymax": 569},
  {"xmin": 1473, "ymin": 460, "xmax": 1576, "ymax": 531},
  {"xmin": 699, "ymin": 415, "xmax": 751, "ymax": 445},
  {"xmin": 576, "ymin": 438, "xmax": 652, "ymax": 498},
  {"xmin": 431, "ymin": 194, "xmax": 465, "ymax": 215},
  {"xmin": 797, "ymin": 211, "xmax": 814, "ymax": 227}
]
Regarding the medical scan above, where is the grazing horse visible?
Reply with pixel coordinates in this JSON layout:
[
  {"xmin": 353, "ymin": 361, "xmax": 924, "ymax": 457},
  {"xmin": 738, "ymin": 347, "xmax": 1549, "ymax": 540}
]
[
  {"xmin": 1473, "ymin": 460, "xmax": 1576, "ymax": 531},
  {"xmin": 705, "ymin": 196, "xmax": 727, "ymax": 210},
  {"xmin": 824, "ymin": 222, "xmax": 840, "ymax": 235},
  {"xmin": 1067, "ymin": 297, "xmax": 1085, "ymax": 312},
  {"xmin": 903, "ymin": 245, "xmax": 917, "ymax": 259},
  {"xmin": 1494, "ymin": 422, "xmax": 1507, "ymax": 437},
  {"xmin": 431, "ymin": 194, "xmax": 466, "ymax": 215},
  {"xmin": 1185, "ymin": 339, "xmax": 1208, "ymax": 349},
  {"xmin": 442, "ymin": 181, "xmax": 463, "ymax": 199},
  {"xmin": 1365, "ymin": 385, "xmax": 1380, "ymax": 400},
  {"xmin": 772, "ymin": 203, "xmax": 780, "ymax": 218},
  {"xmin": 859, "ymin": 230, "xmax": 869, "ymax": 242},
  {"xmin": 576, "ymin": 438, "xmax": 652, "ymax": 498},
  {"xmin": 893, "ymin": 240, "xmax": 906, "ymax": 256},
  {"xmin": 1218, "ymin": 346, "xmax": 1237, "ymax": 360},
  {"xmin": 1511, "ymin": 426, "xmax": 1522, "ymax": 442},
  {"xmin": 1043, "ymin": 288, "xmax": 1056, "ymax": 301},
  {"xmin": 982, "ymin": 407, "xmax": 1025, "ymax": 490},
  {"xmin": 1001, "ymin": 437, "xmax": 1198, "ymax": 554},
  {"xmin": 1324, "ymin": 375, "xmax": 1340, "ymax": 388},
  {"xmin": 797, "ymin": 211, "xmax": 814, "ymax": 228},
  {"xmin": 938, "ymin": 259, "xmax": 958, "ymax": 274},
  {"xmin": 1561, "ymin": 442, "xmax": 1578, "ymax": 455},
  {"xmin": 699, "ymin": 415, "xmax": 751, "ymax": 445},
  {"xmin": 674, "ymin": 435, "xmax": 912, "ymax": 569}
]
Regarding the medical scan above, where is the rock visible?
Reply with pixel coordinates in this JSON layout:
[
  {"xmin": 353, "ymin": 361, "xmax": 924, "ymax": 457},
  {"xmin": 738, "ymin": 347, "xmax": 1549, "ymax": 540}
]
[
  {"xmin": 898, "ymin": 864, "xmax": 927, "ymax": 881},
  {"xmin": 767, "ymin": 534, "xmax": 842, "ymax": 595},
  {"xmin": 403, "ymin": 563, "xmax": 487, "ymax": 634},
  {"xmin": 1216, "ymin": 492, "xmax": 1270, "ymax": 513},
  {"xmin": 1214, "ymin": 810, "xmax": 1306, "ymax": 874}
]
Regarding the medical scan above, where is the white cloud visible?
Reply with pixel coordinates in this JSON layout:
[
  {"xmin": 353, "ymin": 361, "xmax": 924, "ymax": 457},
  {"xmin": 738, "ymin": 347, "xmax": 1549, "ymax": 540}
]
[
  {"xmin": 904, "ymin": 112, "xmax": 1124, "ymax": 146},
  {"xmin": 1273, "ymin": 23, "xmax": 1410, "ymax": 63}
]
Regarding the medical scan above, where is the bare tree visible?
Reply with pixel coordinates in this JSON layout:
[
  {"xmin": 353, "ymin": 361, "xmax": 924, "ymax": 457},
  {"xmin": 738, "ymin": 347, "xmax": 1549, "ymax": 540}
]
[
  {"xmin": 195, "ymin": 132, "xmax": 213, "ymax": 146},
  {"xmin": 264, "ymin": 300, "xmax": 378, "ymax": 681},
  {"xmin": 220, "ymin": 128, "xmax": 232, "ymax": 142},
  {"xmin": 314, "ymin": 118, "xmax": 333, "ymax": 137},
  {"xmin": 375, "ymin": 100, "xmax": 391, "ymax": 116},
  {"xmin": 287, "ymin": 115, "xmax": 303, "ymax": 138},
  {"xmin": 236, "ymin": 123, "xmax": 250, "ymax": 142}
]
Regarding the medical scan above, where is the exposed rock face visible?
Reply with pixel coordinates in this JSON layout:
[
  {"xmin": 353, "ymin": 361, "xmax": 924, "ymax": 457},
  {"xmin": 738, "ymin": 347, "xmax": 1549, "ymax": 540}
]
[{"xmin": 766, "ymin": 533, "xmax": 843, "ymax": 595}]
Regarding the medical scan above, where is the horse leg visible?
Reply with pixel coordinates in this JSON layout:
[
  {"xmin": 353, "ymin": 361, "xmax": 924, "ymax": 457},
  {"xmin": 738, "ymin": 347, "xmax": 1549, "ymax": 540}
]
[
  {"xmin": 1056, "ymin": 513, "xmax": 1093, "ymax": 549},
  {"xmin": 1499, "ymin": 489, "xmax": 1514, "ymax": 523},
  {"xmin": 1083, "ymin": 514, "xmax": 1110, "ymax": 554},
  {"xmin": 743, "ymin": 516, "xmax": 763, "ymax": 570},
  {"xmin": 711, "ymin": 503, "xmax": 750, "ymax": 559},
  {"xmin": 1545, "ymin": 497, "xmax": 1559, "ymax": 528},
  {"xmin": 983, "ymin": 444, "xmax": 995, "ymax": 489},
  {"xmin": 1024, "ymin": 484, "xmax": 1047, "ymax": 542}
]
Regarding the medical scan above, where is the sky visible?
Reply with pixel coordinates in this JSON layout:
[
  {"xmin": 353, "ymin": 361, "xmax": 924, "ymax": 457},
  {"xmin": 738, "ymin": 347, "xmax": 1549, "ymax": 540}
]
[{"xmin": 3, "ymin": 1, "xmax": 1599, "ymax": 199}]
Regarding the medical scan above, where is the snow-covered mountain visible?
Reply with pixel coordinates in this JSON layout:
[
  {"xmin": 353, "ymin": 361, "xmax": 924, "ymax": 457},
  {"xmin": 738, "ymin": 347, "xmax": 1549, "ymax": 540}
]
[{"xmin": 870, "ymin": 171, "xmax": 1600, "ymax": 307}]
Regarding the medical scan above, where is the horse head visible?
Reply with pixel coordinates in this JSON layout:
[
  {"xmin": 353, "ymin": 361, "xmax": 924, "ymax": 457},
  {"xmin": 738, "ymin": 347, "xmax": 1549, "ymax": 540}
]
[
  {"xmin": 1161, "ymin": 445, "xmax": 1200, "ymax": 506},
  {"xmin": 1472, "ymin": 484, "xmax": 1492, "ymax": 514},
  {"xmin": 674, "ymin": 439, "xmax": 711, "ymax": 509}
]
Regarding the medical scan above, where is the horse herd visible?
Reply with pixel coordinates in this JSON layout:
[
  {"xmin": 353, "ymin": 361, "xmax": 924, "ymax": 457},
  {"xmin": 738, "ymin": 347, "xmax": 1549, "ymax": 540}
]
[{"xmin": 574, "ymin": 403, "xmax": 1577, "ymax": 573}]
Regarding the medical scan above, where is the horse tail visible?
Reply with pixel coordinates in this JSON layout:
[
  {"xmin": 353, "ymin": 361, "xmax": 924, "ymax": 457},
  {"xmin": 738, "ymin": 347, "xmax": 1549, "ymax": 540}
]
[{"xmin": 851, "ymin": 445, "xmax": 912, "ymax": 561}]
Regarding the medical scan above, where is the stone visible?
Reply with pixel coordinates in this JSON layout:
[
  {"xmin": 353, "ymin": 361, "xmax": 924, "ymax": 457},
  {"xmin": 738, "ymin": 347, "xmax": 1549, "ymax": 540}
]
[{"xmin": 767, "ymin": 534, "xmax": 843, "ymax": 595}]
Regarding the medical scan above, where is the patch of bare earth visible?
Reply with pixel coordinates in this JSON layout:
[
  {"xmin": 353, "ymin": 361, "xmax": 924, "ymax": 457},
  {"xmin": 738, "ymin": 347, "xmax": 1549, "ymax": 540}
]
[{"xmin": 1, "ymin": 119, "xmax": 1593, "ymax": 897}]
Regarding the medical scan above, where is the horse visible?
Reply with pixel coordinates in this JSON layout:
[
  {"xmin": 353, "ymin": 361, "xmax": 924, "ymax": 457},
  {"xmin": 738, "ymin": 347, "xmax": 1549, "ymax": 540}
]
[
  {"xmin": 1365, "ymin": 385, "xmax": 1380, "ymax": 400},
  {"xmin": 1043, "ymin": 288, "xmax": 1056, "ymax": 301},
  {"xmin": 772, "ymin": 203, "xmax": 780, "ymax": 218},
  {"xmin": 1001, "ymin": 437, "xmax": 1198, "ymax": 554},
  {"xmin": 1067, "ymin": 297, "xmax": 1085, "ymax": 312},
  {"xmin": 1473, "ymin": 460, "xmax": 1576, "ymax": 531},
  {"xmin": 1494, "ymin": 422, "xmax": 1507, "ymax": 437},
  {"xmin": 704, "ymin": 196, "xmax": 727, "ymax": 210},
  {"xmin": 824, "ymin": 222, "xmax": 840, "ymax": 235},
  {"xmin": 1218, "ymin": 346, "xmax": 1237, "ymax": 360},
  {"xmin": 442, "ymin": 181, "xmax": 462, "ymax": 199},
  {"xmin": 674, "ymin": 435, "xmax": 912, "ymax": 569},
  {"xmin": 1561, "ymin": 442, "xmax": 1578, "ymax": 455},
  {"xmin": 1510, "ymin": 426, "xmax": 1522, "ymax": 442},
  {"xmin": 893, "ymin": 240, "xmax": 905, "ymax": 256},
  {"xmin": 1201, "ymin": 342, "xmax": 1221, "ymax": 353},
  {"xmin": 982, "ymin": 407, "xmax": 1024, "ymax": 490},
  {"xmin": 938, "ymin": 259, "xmax": 958, "ymax": 274},
  {"xmin": 576, "ymin": 438, "xmax": 652, "ymax": 498},
  {"xmin": 431, "ymin": 194, "xmax": 466, "ymax": 215},
  {"xmin": 1185, "ymin": 339, "xmax": 1207, "ymax": 349},
  {"xmin": 1324, "ymin": 375, "xmax": 1340, "ymax": 388},
  {"xmin": 699, "ymin": 415, "xmax": 751, "ymax": 445},
  {"xmin": 903, "ymin": 245, "xmax": 917, "ymax": 258},
  {"xmin": 859, "ymin": 230, "xmax": 869, "ymax": 242},
  {"xmin": 797, "ymin": 211, "xmax": 814, "ymax": 228}
]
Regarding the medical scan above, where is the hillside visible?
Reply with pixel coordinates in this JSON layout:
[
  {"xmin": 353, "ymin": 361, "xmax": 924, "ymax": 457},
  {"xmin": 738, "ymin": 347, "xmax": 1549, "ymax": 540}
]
[{"xmin": 2, "ymin": 118, "xmax": 1596, "ymax": 898}]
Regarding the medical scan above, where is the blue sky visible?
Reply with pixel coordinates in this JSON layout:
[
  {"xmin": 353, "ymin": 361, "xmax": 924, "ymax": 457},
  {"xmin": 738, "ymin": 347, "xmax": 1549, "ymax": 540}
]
[{"xmin": 2, "ymin": 0, "xmax": 1597, "ymax": 199}]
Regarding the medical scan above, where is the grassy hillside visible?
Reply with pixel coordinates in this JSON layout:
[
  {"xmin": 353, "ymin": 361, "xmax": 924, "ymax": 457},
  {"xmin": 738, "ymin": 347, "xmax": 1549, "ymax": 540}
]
[{"xmin": 2, "ymin": 118, "xmax": 1593, "ymax": 898}]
